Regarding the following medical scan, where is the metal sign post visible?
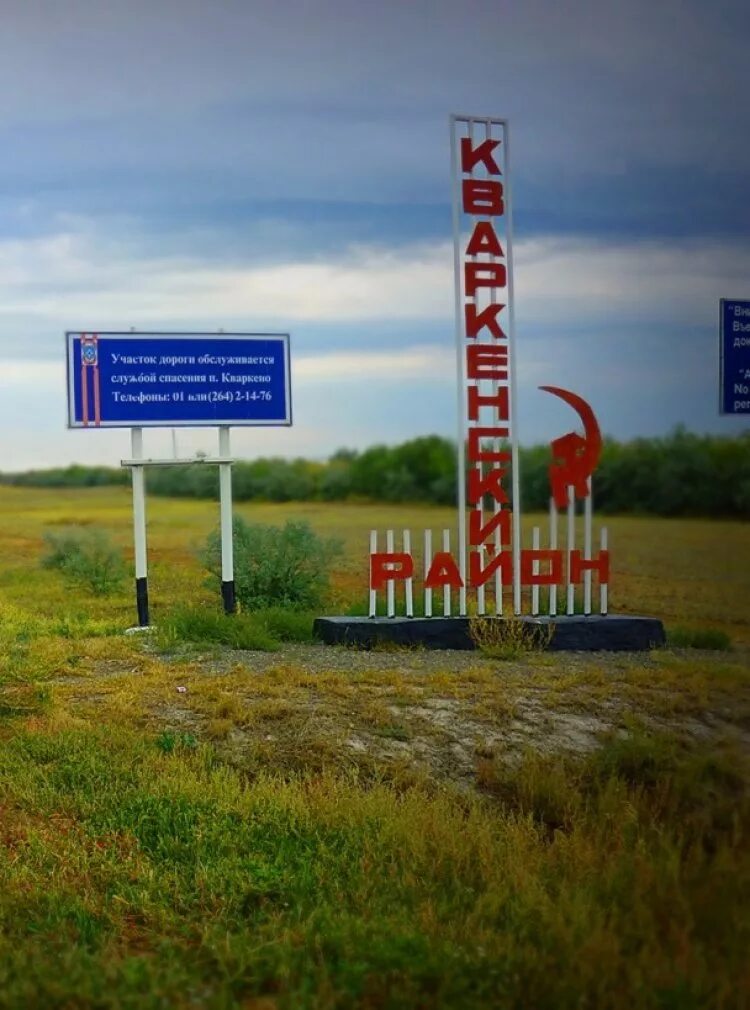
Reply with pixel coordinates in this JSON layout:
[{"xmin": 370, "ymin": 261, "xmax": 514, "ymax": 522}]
[
  {"xmin": 218, "ymin": 426, "xmax": 236, "ymax": 615},
  {"xmin": 66, "ymin": 331, "xmax": 292, "ymax": 628},
  {"xmin": 120, "ymin": 446, "xmax": 237, "ymax": 625},
  {"xmin": 130, "ymin": 427, "xmax": 150, "ymax": 626}
]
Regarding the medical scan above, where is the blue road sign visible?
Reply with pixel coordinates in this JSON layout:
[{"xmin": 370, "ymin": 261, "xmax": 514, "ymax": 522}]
[
  {"xmin": 66, "ymin": 332, "xmax": 291, "ymax": 428},
  {"xmin": 720, "ymin": 300, "xmax": 750, "ymax": 415}
]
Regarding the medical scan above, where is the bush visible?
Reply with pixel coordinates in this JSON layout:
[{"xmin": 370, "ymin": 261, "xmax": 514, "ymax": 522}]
[
  {"xmin": 667, "ymin": 626, "xmax": 732, "ymax": 651},
  {"xmin": 203, "ymin": 517, "xmax": 342, "ymax": 611},
  {"xmin": 42, "ymin": 527, "xmax": 127, "ymax": 594}
]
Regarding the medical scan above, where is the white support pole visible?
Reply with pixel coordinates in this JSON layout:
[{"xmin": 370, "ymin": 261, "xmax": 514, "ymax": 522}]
[
  {"xmin": 450, "ymin": 117, "xmax": 468, "ymax": 619},
  {"xmin": 531, "ymin": 526, "xmax": 540, "ymax": 616},
  {"xmin": 424, "ymin": 529, "xmax": 433, "ymax": 618},
  {"xmin": 494, "ymin": 512, "xmax": 504, "ymax": 617},
  {"xmin": 218, "ymin": 426, "xmax": 236, "ymax": 614},
  {"xmin": 403, "ymin": 529, "xmax": 414, "ymax": 618},
  {"xmin": 600, "ymin": 527, "xmax": 609, "ymax": 616},
  {"xmin": 566, "ymin": 484, "xmax": 576, "ymax": 615},
  {"xmin": 386, "ymin": 529, "xmax": 395, "ymax": 618},
  {"xmin": 130, "ymin": 427, "xmax": 149, "ymax": 627},
  {"xmin": 583, "ymin": 477, "xmax": 593, "ymax": 616},
  {"xmin": 548, "ymin": 497, "xmax": 558, "ymax": 617},
  {"xmin": 504, "ymin": 121, "xmax": 522, "ymax": 617},
  {"xmin": 369, "ymin": 530, "xmax": 378, "ymax": 618},
  {"xmin": 484, "ymin": 116, "xmax": 504, "ymax": 622},
  {"xmin": 442, "ymin": 528, "xmax": 451, "ymax": 616},
  {"xmin": 476, "ymin": 544, "xmax": 486, "ymax": 616}
]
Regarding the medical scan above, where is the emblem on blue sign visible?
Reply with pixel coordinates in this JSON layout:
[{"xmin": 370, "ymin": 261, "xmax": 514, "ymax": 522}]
[{"xmin": 81, "ymin": 334, "xmax": 98, "ymax": 366}]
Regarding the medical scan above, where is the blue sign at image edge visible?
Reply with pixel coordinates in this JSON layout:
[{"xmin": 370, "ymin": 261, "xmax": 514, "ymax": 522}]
[
  {"xmin": 65, "ymin": 331, "xmax": 292, "ymax": 428},
  {"xmin": 719, "ymin": 301, "xmax": 750, "ymax": 416}
]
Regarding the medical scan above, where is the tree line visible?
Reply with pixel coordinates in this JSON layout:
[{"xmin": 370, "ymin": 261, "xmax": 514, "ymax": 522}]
[{"xmin": 2, "ymin": 428, "xmax": 748, "ymax": 517}]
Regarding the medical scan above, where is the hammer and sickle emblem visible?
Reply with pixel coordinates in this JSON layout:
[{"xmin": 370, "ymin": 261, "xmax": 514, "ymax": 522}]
[{"xmin": 539, "ymin": 385, "xmax": 602, "ymax": 509}]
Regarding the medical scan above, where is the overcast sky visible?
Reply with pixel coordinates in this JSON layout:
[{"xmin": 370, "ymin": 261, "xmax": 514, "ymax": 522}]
[{"xmin": 0, "ymin": 0, "xmax": 748, "ymax": 468}]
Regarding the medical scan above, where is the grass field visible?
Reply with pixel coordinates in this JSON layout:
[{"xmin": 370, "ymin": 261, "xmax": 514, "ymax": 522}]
[{"xmin": 0, "ymin": 485, "xmax": 748, "ymax": 1008}]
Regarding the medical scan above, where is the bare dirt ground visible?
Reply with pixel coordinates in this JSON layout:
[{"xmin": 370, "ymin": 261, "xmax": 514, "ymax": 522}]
[{"xmin": 53, "ymin": 640, "xmax": 750, "ymax": 790}]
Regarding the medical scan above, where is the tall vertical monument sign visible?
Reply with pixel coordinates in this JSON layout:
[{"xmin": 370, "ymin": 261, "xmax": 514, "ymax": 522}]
[{"xmin": 316, "ymin": 115, "xmax": 665, "ymax": 650}]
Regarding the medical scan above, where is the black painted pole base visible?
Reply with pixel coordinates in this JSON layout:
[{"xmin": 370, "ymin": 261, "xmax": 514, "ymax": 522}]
[
  {"xmin": 135, "ymin": 577, "xmax": 150, "ymax": 627},
  {"xmin": 222, "ymin": 580, "xmax": 237, "ymax": 615}
]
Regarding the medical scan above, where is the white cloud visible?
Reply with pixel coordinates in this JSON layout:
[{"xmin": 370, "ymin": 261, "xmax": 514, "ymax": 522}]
[
  {"xmin": 294, "ymin": 346, "xmax": 454, "ymax": 381},
  {"xmin": 0, "ymin": 231, "xmax": 451, "ymax": 326},
  {"xmin": 1, "ymin": 223, "xmax": 748, "ymax": 344},
  {"xmin": 0, "ymin": 220, "xmax": 748, "ymax": 468},
  {"xmin": 515, "ymin": 238, "xmax": 750, "ymax": 326}
]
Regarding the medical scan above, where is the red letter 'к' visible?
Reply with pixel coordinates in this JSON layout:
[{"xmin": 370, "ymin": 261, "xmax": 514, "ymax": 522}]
[
  {"xmin": 467, "ymin": 466, "xmax": 509, "ymax": 506},
  {"xmin": 460, "ymin": 137, "xmax": 502, "ymax": 175},
  {"xmin": 465, "ymin": 303, "xmax": 506, "ymax": 340}
]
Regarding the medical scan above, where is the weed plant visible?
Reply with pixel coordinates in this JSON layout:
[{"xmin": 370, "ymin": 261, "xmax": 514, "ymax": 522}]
[
  {"xmin": 203, "ymin": 517, "xmax": 342, "ymax": 611},
  {"xmin": 42, "ymin": 526, "xmax": 127, "ymax": 595},
  {"xmin": 469, "ymin": 616, "xmax": 554, "ymax": 659}
]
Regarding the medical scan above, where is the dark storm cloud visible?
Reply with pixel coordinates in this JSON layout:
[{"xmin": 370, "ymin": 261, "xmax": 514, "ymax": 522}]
[
  {"xmin": 0, "ymin": 0, "xmax": 748, "ymax": 465},
  {"xmin": 0, "ymin": 0, "xmax": 747, "ymax": 245}
]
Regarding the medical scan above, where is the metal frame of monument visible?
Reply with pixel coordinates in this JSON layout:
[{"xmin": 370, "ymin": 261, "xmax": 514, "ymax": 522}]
[
  {"xmin": 66, "ymin": 330, "xmax": 291, "ymax": 628},
  {"xmin": 315, "ymin": 115, "xmax": 665, "ymax": 651}
]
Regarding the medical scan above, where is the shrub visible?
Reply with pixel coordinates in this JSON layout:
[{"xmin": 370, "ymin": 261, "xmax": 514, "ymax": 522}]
[
  {"xmin": 667, "ymin": 626, "xmax": 732, "ymax": 651},
  {"xmin": 203, "ymin": 517, "xmax": 342, "ymax": 611},
  {"xmin": 42, "ymin": 527, "xmax": 127, "ymax": 594}
]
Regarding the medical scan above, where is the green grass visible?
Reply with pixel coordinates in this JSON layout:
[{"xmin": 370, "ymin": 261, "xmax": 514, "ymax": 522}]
[
  {"xmin": 256, "ymin": 606, "xmax": 317, "ymax": 643},
  {"xmin": 0, "ymin": 485, "xmax": 748, "ymax": 640},
  {"xmin": 155, "ymin": 605, "xmax": 316, "ymax": 653},
  {"xmin": 0, "ymin": 487, "xmax": 748, "ymax": 1006},
  {"xmin": 156, "ymin": 605, "xmax": 281, "ymax": 652},
  {"xmin": 0, "ymin": 723, "xmax": 747, "ymax": 1009},
  {"xmin": 667, "ymin": 625, "xmax": 733, "ymax": 651}
]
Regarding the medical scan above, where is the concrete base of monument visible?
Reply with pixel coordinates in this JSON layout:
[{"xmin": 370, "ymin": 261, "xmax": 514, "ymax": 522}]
[{"xmin": 313, "ymin": 615, "xmax": 666, "ymax": 652}]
